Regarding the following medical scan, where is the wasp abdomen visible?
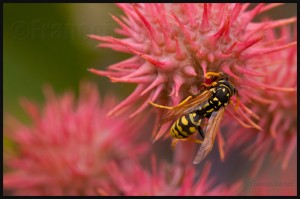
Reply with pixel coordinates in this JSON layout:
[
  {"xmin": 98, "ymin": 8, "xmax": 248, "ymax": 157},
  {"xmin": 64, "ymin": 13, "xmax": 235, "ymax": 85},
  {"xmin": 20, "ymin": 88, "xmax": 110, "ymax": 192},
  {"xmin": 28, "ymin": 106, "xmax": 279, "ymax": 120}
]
[{"xmin": 170, "ymin": 112, "xmax": 202, "ymax": 139}]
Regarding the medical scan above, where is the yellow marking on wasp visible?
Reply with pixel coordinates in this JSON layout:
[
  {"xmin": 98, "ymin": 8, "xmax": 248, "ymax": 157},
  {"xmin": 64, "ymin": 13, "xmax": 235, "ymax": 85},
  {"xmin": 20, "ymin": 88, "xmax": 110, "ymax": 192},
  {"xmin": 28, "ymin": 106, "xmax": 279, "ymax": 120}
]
[
  {"xmin": 218, "ymin": 101, "xmax": 222, "ymax": 106},
  {"xmin": 219, "ymin": 83, "xmax": 230, "ymax": 90},
  {"xmin": 224, "ymin": 103, "xmax": 228, "ymax": 106},
  {"xmin": 219, "ymin": 84, "xmax": 232, "ymax": 95},
  {"xmin": 189, "ymin": 127, "xmax": 196, "ymax": 133},
  {"xmin": 192, "ymin": 113, "xmax": 196, "ymax": 117},
  {"xmin": 171, "ymin": 126, "xmax": 178, "ymax": 137},
  {"xmin": 180, "ymin": 131, "xmax": 188, "ymax": 137},
  {"xmin": 211, "ymin": 82, "xmax": 218, "ymax": 87},
  {"xmin": 177, "ymin": 135, "xmax": 184, "ymax": 139},
  {"xmin": 213, "ymin": 97, "xmax": 218, "ymax": 101},
  {"xmin": 176, "ymin": 121, "xmax": 182, "ymax": 132},
  {"xmin": 181, "ymin": 116, "xmax": 188, "ymax": 125},
  {"xmin": 226, "ymin": 93, "xmax": 229, "ymax": 97},
  {"xmin": 222, "ymin": 88, "xmax": 226, "ymax": 92},
  {"xmin": 203, "ymin": 103, "xmax": 209, "ymax": 109},
  {"xmin": 206, "ymin": 108, "xmax": 214, "ymax": 113},
  {"xmin": 189, "ymin": 114, "xmax": 195, "ymax": 122}
]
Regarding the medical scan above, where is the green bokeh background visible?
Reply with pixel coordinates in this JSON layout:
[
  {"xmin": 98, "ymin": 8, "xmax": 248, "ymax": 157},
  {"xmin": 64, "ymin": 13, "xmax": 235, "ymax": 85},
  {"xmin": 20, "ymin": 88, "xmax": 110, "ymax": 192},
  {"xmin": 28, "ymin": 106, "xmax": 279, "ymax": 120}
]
[{"xmin": 3, "ymin": 3, "xmax": 133, "ymax": 122}]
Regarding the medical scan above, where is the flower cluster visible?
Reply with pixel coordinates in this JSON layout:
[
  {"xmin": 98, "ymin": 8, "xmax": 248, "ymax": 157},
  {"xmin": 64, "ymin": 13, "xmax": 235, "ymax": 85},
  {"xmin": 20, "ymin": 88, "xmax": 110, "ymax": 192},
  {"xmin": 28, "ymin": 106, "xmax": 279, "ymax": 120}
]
[
  {"xmin": 225, "ymin": 23, "xmax": 297, "ymax": 176},
  {"xmin": 3, "ymin": 82, "xmax": 148, "ymax": 196},
  {"xmin": 97, "ymin": 157, "xmax": 242, "ymax": 196},
  {"xmin": 246, "ymin": 154, "xmax": 296, "ymax": 196},
  {"xmin": 89, "ymin": 3, "xmax": 296, "ymax": 141}
]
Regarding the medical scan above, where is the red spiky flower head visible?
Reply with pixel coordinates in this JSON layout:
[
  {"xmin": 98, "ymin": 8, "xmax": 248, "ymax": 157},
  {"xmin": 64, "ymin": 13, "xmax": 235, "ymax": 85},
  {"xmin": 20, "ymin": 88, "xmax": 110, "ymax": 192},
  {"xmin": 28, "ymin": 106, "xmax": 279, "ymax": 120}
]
[
  {"xmin": 225, "ymin": 23, "xmax": 297, "ymax": 176},
  {"xmin": 3, "ymin": 81, "xmax": 148, "ymax": 196},
  {"xmin": 97, "ymin": 157, "xmax": 242, "ymax": 196},
  {"xmin": 89, "ymin": 3, "xmax": 296, "ymax": 141}
]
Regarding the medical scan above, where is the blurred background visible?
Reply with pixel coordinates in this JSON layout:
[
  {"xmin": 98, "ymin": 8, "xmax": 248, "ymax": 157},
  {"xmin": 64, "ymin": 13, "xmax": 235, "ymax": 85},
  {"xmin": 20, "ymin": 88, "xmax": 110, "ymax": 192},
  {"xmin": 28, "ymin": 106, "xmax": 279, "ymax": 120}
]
[
  {"xmin": 4, "ymin": 4, "xmax": 129, "ymax": 121},
  {"xmin": 3, "ymin": 3, "xmax": 297, "ymax": 196}
]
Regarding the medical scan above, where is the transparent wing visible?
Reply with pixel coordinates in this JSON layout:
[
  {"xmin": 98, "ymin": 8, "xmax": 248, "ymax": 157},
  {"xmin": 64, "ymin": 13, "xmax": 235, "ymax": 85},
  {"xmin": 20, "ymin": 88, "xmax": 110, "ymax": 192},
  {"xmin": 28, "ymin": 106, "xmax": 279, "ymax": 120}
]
[
  {"xmin": 162, "ymin": 90, "xmax": 212, "ymax": 123},
  {"xmin": 193, "ymin": 107, "xmax": 225, "ymax": 164}
]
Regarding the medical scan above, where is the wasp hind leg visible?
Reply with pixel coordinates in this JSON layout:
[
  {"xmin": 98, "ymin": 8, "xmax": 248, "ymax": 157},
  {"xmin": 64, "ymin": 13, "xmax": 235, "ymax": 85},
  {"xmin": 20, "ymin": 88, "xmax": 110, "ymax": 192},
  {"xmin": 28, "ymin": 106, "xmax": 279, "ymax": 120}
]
[
  {"xmin": 149, "ymin": 95, "xmax": 193, "ymax": 110},
  {"xmin": 171, "ymin": 137, "xmax": 203, "ymax": 150},
  {"xmin": 198, "ymin": 126, "xmax": 205, "ymax": 139},
  {"xmin": 171, "ymin": 139, "xmax": 179, "ymax": 150}
]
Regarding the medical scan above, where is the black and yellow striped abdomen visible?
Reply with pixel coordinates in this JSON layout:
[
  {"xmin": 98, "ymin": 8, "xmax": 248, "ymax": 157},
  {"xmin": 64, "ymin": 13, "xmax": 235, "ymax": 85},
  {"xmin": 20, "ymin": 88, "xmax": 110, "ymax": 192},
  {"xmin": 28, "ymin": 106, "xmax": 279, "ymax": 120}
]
[{"xmin": 170, "ymin": 112, "xmax": 202, "ymax": 139}]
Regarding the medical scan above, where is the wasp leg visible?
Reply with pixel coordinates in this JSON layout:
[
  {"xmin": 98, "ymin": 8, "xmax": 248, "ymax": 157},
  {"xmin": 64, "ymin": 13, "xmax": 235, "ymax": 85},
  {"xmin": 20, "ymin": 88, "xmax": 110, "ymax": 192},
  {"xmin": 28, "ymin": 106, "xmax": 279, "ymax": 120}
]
[
  {"xmin": 171, "ymin": 139, "xmax": 179, "ymax": 150},
  {"xmin": 201, "ymin": 81, "xmax": 217, "ymax": 88},
  {"xmin": 201, "ymin": 82, "xmax": 212, "ymax": 88},
  {"xmin": 186, "ymin": 137, "xmax": 203, "ymax": 144},
  {"xmin": 230, "ymin": 98, "xmax": 240, "ymax": 112},
  {"xmin": 234, "ymin": 91, "xmax": 240, "ymax": 111},
  {"xmin": 171, "ymin": 137, "xmax": 203, "ymax": 150},
  {"xmin": 175, "ymin": 95, "xmax": 193, "ymax": 107},
  {"xmin": 149, "ymin": 96, "xmax": 193, "ymax": 110},
  {"xmin": 198, "ymin": 126, "xmax": 205, "ymax": 139},
  {"xmin": 149, "ymin": 101, "xmax": 173, "ymax": 110}
]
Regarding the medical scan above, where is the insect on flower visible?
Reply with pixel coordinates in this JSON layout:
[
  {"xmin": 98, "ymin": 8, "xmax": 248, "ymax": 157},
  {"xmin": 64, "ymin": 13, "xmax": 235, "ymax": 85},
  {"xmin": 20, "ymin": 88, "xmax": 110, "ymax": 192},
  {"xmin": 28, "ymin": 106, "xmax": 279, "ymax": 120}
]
[{"xmin": 149, "ymin": 72, "xmax": 238, "ymax": 164}]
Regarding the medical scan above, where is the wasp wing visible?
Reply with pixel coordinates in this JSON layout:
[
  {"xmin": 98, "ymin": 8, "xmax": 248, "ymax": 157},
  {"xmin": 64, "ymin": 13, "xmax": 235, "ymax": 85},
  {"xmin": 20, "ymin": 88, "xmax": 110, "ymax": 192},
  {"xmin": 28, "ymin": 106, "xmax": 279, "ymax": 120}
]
[
  {"xmin": 162, "ymin": 90, "xmax": 212, "ymax": 123},
  {"xmin": 193, "ymin": 107, "xmax": 225, "ymax": 164}
]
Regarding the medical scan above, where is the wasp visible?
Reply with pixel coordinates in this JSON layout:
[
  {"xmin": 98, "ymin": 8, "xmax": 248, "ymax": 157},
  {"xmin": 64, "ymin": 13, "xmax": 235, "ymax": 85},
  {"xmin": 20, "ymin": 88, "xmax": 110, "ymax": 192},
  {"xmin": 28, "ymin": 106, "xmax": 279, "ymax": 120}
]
[{"xmin": 149, "ymin": 72, "xmax": 238, "ymax": 164}]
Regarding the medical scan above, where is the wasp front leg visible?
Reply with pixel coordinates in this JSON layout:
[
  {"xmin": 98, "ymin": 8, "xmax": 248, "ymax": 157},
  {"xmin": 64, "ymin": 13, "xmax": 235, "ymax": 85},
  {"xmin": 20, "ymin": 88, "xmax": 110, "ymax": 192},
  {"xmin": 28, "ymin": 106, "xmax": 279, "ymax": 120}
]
[
  {"xmin": 149, "ymin": 95, "xmax": 193, "ymax": 110},
  {"xmin": 201, "ymin": 72, "xmax": 221, "ymax": 90},
  {"xmin": 230, "ymin": 98, "xmax": 240, "ymax": 112},
  {"xmin": 201, "ymin": 81, "xmax": 217, "ymax": 88},
  {"xmin": 234, "ymin": 90, "xmax": 240, "ymax": 111},
  {"xmin": 205, "ymin": 72, "xmax": 224, "ymax": 79}
]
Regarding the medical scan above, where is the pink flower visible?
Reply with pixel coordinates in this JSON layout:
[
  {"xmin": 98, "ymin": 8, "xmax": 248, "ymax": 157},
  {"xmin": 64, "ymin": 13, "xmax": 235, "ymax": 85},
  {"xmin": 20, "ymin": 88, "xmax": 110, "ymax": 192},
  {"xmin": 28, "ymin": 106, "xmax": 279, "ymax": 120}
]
[
  {"xmin": 225, "ymin": 23, "xmax": 297, "ymax": 176},
  {"xmin": 89, "ymin": 3, "xmax": 296, "ymax": 141},
  {"xmin": 246, "ymin": 154, "xmax": 296, "ymax": 196},
  {"xmin": 97, "ymin": 156, "xmax": 242, "ymax": 196},
  {"xmin": 3, "ymin": 81, "xmax": 148, "ymax": 196}
]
